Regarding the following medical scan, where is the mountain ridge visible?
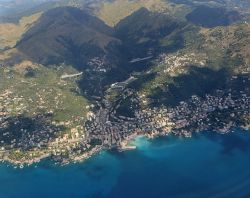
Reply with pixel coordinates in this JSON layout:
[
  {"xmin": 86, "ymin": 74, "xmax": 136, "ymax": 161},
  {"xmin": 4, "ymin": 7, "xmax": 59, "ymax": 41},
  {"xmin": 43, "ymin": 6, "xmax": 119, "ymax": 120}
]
[{"xmin": 16, "ymin": 6, "xmax": 120, "ymax": 67}]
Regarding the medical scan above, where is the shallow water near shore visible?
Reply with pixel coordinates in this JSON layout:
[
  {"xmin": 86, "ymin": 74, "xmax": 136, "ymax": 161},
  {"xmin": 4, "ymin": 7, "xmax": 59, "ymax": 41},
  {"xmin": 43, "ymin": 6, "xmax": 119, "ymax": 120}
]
[{"xmin": 1, "ymin": 130, "xmax": 250, "ymax": 198}]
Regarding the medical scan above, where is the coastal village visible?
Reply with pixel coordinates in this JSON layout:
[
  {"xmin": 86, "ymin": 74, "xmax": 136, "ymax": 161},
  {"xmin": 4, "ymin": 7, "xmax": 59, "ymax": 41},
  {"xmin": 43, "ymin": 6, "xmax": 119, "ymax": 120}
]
[
  {"xmin": 0, "ymin": 58, "xmax": 249, "ymax": 166},
  {"xmin": 85, "ymin": 73, "xmax": 250, "ymax": 150},
  {"xmin": 0, "ymin": 66, "xmax": 250, "ymax": 166}
]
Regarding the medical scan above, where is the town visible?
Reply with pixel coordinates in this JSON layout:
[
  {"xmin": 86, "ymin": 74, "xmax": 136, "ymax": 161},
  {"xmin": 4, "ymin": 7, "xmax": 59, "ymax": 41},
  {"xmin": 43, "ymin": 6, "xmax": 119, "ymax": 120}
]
[
  {"xmin": 84, "ymin": 73, "xmax": 250, "ymax": 150},
  {"xmin": 0, "ymin": 67, "xmax": 249, "ymax": 165}
]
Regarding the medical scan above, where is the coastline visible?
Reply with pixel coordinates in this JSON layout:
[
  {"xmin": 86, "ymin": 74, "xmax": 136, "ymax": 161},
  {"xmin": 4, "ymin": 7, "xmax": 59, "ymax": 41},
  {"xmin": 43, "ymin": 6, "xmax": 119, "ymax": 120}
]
[
  {"xmin": 1, "ymin": 126, "xmax": 249, "ymax": 168},
  {"xmin": 2, "ymin": 128, "xmax": 250, "ymax": 198},
  {"xmin": 0, "ymin": 146, "xmax": 103, "ymax": 168}
]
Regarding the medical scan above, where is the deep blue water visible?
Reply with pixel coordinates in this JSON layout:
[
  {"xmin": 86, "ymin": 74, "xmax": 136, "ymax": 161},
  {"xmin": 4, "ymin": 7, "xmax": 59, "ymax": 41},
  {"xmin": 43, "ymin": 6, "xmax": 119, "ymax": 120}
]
[{"xmin": 1, "ymin": 130, "xmax": 250, "ymax": 198}]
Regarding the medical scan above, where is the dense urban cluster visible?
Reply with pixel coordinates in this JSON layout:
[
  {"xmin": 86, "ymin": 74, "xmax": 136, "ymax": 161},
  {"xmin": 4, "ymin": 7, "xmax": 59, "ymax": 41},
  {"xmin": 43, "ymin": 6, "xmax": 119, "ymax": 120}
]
[{"xmin": 85, "ymin": 74, "xmax": 250, "ymax": 149}]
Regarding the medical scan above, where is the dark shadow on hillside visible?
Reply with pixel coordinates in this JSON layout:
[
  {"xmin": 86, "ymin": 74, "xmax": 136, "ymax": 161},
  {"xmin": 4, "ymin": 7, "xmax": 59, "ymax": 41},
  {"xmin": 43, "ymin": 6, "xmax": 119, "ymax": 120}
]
[
  {"xmin": 14, "ymin": 7, "xmax": 188, "ymax": 100},
  {"xmin": 186, "ymin": 6, "xmax": 241, "ymax": 28},
  {"xmin": 149, "ymin": 67, "xmax": 229, "ymax": 107},
  {"xmin": 16, "ymin": 6, "xmax": 118, "ymax": 68},
  {"xmin": 0, "ymin": 114, "xmax": 65, "ymax": 151},
  {"xmin": 115, "ymin": 8, "xmax": 186, "ymax": 72},
  {"xmin": 128, "ymin": 73, "xmax": 157, "ymax": 91}
]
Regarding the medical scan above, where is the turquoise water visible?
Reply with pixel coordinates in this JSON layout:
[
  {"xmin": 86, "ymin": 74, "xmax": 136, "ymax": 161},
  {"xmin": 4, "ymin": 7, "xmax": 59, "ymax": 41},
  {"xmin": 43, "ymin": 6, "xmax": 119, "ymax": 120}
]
[{"xmin": 1, "ymin": 130, "xmax": 250, "ymax": 198}]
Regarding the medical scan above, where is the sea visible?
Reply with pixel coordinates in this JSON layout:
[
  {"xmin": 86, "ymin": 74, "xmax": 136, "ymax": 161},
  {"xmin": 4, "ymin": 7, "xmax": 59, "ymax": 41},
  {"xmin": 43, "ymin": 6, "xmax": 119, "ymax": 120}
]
[{"xmin": 1, "ymin": 129, "xmax": 250, "ymax": 198}]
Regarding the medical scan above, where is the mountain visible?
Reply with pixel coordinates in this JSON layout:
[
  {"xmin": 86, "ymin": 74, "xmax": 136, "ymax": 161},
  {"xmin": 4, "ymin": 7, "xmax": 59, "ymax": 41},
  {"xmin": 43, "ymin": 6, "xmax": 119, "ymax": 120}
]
[
  {"xmin": 15, "ymin": 6, "xmax": 190, "ymax": 98},
  {"xmin": 115, "ymin": 7, "xmax": 184, "ymax": 59},
  {"xmin": 2, "ymin": 1, "xmax": 250, "ymax": 97},
  {"xmin": 5, "ymin": 2, "xmax": 250, "ymax": 99},
  {"xmin": 96, "ymin": 0, "xmax": 189, "ymax": 27},
  {"xmin": 17, "ymin": 6, "xmax": 120, "ymax": 68}
]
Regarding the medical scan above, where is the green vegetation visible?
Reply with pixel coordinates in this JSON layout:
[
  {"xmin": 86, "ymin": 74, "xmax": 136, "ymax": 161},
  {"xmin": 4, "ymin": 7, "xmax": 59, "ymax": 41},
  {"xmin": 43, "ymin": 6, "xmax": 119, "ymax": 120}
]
[{"xmin": 0, "ymin": 63, "xmax": 89, "ymax": 128}]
